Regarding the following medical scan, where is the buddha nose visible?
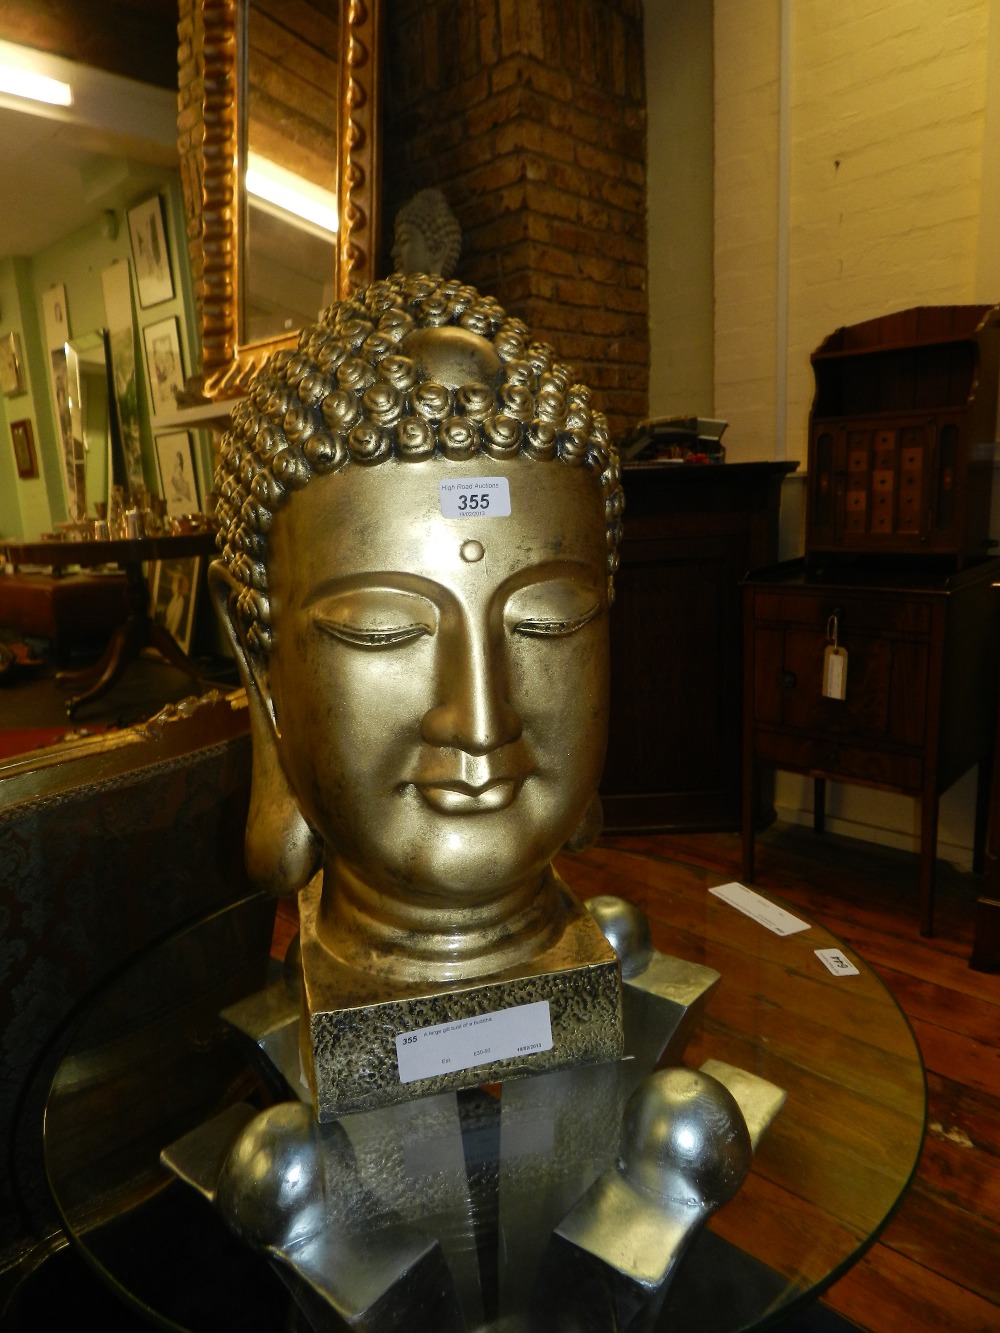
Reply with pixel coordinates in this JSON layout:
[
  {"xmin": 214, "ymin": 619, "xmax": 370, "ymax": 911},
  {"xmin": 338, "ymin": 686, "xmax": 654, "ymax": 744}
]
[{"xmin": 420, "ymin": 622, "xmax": 522, "ymax": 755}]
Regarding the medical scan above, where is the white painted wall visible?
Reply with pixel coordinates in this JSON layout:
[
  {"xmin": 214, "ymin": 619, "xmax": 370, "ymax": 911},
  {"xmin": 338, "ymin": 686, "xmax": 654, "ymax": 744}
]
[
  {"xmin": 646, "ymin": 0, "xmax": 1000, "ymax": 866},
  {"xmin": 645, "ymin": 0, "xmax": 715, "ymax": 419}
]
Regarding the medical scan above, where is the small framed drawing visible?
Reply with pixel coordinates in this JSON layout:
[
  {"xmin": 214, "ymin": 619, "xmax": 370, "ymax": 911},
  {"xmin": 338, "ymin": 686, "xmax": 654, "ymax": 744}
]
[
  {"xmin": 143, "ymin": 316, "xmax": 185, "ymax": 415},
  {"xmin": 151, "ymin": 557, "xmax": 202, "ymax": 655},
  {"xmin": 127, "ymin": 195, "xmax": 174, "ymax": 307},
  {"xmin": 10, "ymin": 418, "xmax": 38, "ymax": 479},
  {"xmin": 155, "ymin": 431, "xmax": 199, "ymax": 516},
  {"xmin": 0, "ymin": 332, "xmax": 26, "ymax": 396}
]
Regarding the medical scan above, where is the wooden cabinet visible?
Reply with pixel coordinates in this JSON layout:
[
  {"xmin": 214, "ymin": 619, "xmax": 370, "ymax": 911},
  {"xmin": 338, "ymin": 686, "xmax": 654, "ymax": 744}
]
[
  {"xmin": 742, "ymin": 559, "xmax": 1000, "ymax": 935},
  {"xmin": 807, "ymin": 305, "xmax": 1000, "ymax": 567},
  {"xmin": 600, "ymin": 461, "xmax": 795, "ymax": 831},
  {"xmin": 742, "ymin": 305, "xmax": 1000, "ymax": 938}
]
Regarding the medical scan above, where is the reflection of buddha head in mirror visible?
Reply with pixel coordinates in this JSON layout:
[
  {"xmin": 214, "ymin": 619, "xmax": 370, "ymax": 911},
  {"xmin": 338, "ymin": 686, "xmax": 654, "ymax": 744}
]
[
  {"xmin": 391, "ymin": 189, "xmax": 462, "ymax": 279},
  {"xmin": 212, "ymin": 274, "xmax": 624, "ymax": 984}
]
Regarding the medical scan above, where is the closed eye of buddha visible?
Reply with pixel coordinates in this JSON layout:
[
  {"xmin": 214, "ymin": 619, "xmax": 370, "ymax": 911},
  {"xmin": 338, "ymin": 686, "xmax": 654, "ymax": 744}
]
[
  {"xmin": 512, "ymin": 604, "xmax": 601, "ymax": 637},
  {"xmin": 314, "ymin": 619, "xmax": 432, "ymax": 647}
]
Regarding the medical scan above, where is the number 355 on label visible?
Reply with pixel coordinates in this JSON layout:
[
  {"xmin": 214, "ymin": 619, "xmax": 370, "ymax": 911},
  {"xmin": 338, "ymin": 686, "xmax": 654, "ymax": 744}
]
[{"xmin": 439, "ymin": 477, "xmax": 512, "ymax": 518}]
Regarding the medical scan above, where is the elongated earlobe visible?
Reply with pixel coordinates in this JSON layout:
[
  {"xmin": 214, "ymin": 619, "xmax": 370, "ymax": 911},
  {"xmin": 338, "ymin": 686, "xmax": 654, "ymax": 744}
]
[
  {"xmin": 242, "ymin": 719, "xmax": 323, "ymax": 896},
  {"xmin": 209, "ymin": 562, "xmax": 322, "ymax": 895},
  {"xmin": 562, "ymin": 793, "xmax": 604, "ymax": 854}
]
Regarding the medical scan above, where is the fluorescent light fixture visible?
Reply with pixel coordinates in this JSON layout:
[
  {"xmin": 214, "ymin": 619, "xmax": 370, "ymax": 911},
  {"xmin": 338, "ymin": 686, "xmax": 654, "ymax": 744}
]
[
  {"xmin": 0, "ymin": 63, "xmax": 73, "ymax": 107},
  {"xmin": 246, "ymin": 153, "xmax": 338, "ymax": 236}
]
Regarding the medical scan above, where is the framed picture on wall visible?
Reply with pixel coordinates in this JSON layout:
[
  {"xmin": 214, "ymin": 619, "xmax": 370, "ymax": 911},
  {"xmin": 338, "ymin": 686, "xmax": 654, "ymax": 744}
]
[
  {"xmin": 10, "ymin": 418, "xmax": 38, "ymax": 479},
  {"xmin": 127, "ymin": 195, "xmax": 174, "ymax": 307},
  {"xmin": 155, "ymin": 430, "xmax": 199, "ymax": 516},
  {"xmin": 0, "ymin": 331, "xmax": 26, "ymax": 396},
  {"xmin": 143, "ymin": 316, "xmax": 185, "ymax": 416},
  {"xmin": 150, "ymin": 557, "xmax": 202, "ymax": 655}
]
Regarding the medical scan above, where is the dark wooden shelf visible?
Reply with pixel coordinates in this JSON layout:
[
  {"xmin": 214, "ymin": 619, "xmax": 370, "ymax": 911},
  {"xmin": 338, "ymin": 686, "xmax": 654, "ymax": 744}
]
[{"xmin": 806, "ymin": 304, "xmax": 1000, "ymax": 568}]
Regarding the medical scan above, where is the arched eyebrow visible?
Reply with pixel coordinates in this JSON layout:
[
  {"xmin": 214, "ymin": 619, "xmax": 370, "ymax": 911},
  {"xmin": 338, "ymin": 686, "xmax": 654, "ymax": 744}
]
[
  {"xmin": 301, "ymin": 570, "xmax": 444, "ymax": 611},
  {"xmin": 498, "ymin": 551, "xmax": 608, "ymax": 594},
  {"xmin": 495, "ymin": 558, "xmax": 605, "ymax": 603}
]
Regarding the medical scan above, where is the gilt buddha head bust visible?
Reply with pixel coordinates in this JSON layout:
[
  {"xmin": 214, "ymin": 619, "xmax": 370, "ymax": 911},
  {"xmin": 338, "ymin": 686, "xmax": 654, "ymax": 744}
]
[{"xmin": 212, "ymin": 274, "xmax": 625, "ymax": 1112}]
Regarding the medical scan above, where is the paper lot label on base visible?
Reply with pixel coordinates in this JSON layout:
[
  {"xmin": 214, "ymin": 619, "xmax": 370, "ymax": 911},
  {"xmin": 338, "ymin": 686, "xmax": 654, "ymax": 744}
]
[{"xmin": 395, "ymin": 1000, "xmax": 553, "ymax": 1083}]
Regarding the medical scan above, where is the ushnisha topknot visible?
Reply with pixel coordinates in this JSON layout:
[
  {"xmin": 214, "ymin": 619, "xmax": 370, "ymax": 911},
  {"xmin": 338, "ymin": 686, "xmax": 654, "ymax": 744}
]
[{"xmin": 214, "ymin": 271, "xmax": 625, "ymax": 661}]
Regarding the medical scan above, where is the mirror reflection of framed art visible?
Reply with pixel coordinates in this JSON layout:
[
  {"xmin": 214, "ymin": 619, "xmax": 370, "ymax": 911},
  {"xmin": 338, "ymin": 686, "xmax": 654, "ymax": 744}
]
[
  {"xmin": 1, "ymin": 331, "xmax": 26, "ymax": 396},
  {"xmin": 150, "ymin": 556, "xmax": 202, "ymax": 654},
  {"xmin": 10, "ymin": 418, "xmax": 38, "ymax": 479},
  {"xmin": 127, "ymin": 195, "xmax": 174, "ymax": 308},
  {"xmin": 155, "ymin": 431, "xmax": 199, "ymax": 517},
  {"xmin": 143, "ymin": 316, "xmax": 185, "ymax": 416}
]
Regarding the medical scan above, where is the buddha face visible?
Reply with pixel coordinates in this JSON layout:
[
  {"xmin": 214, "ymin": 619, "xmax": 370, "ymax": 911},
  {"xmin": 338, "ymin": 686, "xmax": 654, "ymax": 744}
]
[
  {"xmin": 259, "ymin": 454, "xmax": 610, "ymax": 917},
  {"xmin": 390, "ymin": 219, "xmax": 433, "ymax": 276}
]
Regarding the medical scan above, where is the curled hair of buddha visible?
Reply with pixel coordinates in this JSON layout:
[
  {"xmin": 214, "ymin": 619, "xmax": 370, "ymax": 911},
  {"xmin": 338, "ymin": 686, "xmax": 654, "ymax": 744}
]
[{"xmin": 214, "ymin": 272, "xmax": 625, "ymax": 661}]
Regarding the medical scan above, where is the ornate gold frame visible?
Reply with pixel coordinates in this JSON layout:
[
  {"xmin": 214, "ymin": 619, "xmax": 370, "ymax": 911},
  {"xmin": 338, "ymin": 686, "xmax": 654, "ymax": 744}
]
[{"xmin": 193, "ymin": 0, "xmax": 381, "ymax": 400}]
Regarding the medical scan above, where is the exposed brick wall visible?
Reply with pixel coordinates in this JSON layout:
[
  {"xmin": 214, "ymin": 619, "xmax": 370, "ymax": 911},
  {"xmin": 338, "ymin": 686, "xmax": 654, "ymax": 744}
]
[{"xmin": 383, "ymin": 0, "xmax": 649, "ymax": 440}]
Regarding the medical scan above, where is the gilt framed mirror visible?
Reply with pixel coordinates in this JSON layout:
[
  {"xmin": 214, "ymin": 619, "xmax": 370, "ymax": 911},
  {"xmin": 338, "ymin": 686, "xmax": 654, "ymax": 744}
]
[{"xmin": 185, "ymin": 0, "xmax": 381, "ymax": 399}]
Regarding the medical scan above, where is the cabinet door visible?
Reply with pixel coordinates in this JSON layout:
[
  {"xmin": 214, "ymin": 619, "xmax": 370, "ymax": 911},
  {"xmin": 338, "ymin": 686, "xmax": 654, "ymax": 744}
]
[
  {"xmin": 779, "ymin": 627, "xmax": 893, "ymax": 738},
  {"xmin": 604, "ymin": 549, "xmax": 736, "ymax": 799},
  {"xmin": 750, "ymin": 596, "xmax": 930, "ymax": 749}
]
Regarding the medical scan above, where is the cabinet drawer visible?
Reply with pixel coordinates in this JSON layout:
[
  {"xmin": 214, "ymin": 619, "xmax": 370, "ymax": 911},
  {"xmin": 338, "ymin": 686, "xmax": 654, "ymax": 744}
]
[
  {"xmin": 752, "ymin": 590, "xmax": 931, "ymax": 637},
  {"xmin": 752, "ymin": 626, "xmax": 929, "ymax": 748},
  {"xmin": 754, "ymin": 729, "xmax": 923, "ymax": 792}
]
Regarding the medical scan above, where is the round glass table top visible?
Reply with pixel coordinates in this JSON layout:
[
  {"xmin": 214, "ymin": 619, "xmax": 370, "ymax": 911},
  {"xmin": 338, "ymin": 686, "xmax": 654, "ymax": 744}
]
[{"xmin": 44, "ymin": 847, "xmax": 926, "ymax": 1331}]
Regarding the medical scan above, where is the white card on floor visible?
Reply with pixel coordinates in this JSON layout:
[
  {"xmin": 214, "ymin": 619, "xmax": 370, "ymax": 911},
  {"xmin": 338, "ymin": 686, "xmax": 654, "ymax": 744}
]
[
  {"xmin": 709, "ymin": 882, "xmax": 810, "ymax": 936},
  {"xmin": 815, "ymin": 947, "xmax": 860, "ymax": 977},
  {"xmin": 395, "ymin": 1000, "xmax": 553, "ymax": 1084}
]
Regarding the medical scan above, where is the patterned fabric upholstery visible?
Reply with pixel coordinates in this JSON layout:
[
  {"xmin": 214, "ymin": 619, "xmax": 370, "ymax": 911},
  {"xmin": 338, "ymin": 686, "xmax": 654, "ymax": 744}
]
[{"xmin": 0, "ymin": 692, "xmax": 258, "ymax": 1263}]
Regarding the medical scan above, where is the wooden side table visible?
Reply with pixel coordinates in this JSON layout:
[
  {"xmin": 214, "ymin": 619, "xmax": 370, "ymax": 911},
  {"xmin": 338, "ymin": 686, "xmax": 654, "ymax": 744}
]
[
  {"xmin": 0, "ymin": 571, "xmax": 128, "ymax": 663},
  {"xmin": 1, "ymin": 533, "xmax": 218, "ymax": 716},
  {"xmin": 742, "ymin": 558, "xmax": 1000, "ymax": 935}
]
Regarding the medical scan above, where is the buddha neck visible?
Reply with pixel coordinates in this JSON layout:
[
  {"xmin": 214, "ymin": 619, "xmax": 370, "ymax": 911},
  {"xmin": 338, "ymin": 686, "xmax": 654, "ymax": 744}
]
[{"xmin": 314, "ymin": 856, "xmax": 568, "ymax": 985}]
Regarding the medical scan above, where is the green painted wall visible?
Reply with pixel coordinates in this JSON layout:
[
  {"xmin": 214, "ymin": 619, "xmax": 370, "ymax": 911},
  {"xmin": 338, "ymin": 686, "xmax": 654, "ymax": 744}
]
[{"xmin": 2, "ymin": 167, "xmax": 203, "ymax": 541}]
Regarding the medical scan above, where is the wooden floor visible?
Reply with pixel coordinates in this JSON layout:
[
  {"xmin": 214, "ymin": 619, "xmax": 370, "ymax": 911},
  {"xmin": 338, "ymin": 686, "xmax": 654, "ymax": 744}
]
[{"xmin": 588, "ymin": 823, "xmax": 1000, "ymax": 1333}]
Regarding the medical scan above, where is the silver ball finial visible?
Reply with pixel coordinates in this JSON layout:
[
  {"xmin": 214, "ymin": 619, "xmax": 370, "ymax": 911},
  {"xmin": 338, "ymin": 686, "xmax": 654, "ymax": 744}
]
[
  {"xmin": 618, "ymin": 1068, "xmax": 752, "ymax": 1208},
  {"xmin": 215, "ymin": 1102, "xmax": 327, "ymax": 1250},
  {"xmin": 585, "ymin": 895, "xmax": 653, "ymax": 977}
]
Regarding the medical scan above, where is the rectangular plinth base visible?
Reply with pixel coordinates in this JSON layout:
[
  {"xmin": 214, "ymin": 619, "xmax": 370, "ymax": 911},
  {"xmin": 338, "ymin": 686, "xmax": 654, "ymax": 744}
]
[{"xmin": 299, "ymin": 878, "xmax": 624, "ymax": 1118}]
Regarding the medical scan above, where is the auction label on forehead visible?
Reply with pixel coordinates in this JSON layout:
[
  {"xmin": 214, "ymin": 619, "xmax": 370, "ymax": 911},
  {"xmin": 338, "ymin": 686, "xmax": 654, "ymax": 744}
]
[
  {"xmin": 395, "ymin": 1000, "xmax": 552, "ymax": 1084},
  {"xmin": 439, "ymin": 476, "xmax": 512, "ymax": 518}
]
